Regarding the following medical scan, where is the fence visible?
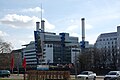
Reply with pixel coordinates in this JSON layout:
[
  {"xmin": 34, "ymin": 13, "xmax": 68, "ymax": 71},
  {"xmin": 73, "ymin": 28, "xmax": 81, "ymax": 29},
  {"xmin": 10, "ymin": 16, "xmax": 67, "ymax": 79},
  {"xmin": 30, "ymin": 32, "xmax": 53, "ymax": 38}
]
[{"xmin": 27, "ymin": 70, "xmax": 70, "ymax": 80}]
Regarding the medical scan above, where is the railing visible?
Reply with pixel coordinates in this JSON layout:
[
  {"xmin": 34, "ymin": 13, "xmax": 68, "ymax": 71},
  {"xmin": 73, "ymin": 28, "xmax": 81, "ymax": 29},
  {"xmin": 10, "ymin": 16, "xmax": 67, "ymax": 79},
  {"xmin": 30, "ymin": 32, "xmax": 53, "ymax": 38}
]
[{"xmin": 27, "ymin": 70, "xmax": 70, "ymax": 80}]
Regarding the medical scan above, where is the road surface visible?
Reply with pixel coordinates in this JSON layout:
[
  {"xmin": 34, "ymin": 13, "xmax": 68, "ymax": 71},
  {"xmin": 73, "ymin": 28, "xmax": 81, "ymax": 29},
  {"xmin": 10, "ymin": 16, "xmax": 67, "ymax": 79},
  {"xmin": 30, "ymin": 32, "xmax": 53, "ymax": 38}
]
[{"xmin": 0, "ymin": 74, "xmax": 104, "ymax": 80}]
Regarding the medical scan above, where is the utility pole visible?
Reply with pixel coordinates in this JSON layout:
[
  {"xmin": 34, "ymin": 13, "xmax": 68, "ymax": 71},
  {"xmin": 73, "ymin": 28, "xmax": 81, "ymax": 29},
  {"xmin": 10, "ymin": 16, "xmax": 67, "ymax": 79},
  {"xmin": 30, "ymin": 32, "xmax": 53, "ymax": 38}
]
[{"xmin": 74, "ymin": 45, "xmax": 78, "ymax": 80}]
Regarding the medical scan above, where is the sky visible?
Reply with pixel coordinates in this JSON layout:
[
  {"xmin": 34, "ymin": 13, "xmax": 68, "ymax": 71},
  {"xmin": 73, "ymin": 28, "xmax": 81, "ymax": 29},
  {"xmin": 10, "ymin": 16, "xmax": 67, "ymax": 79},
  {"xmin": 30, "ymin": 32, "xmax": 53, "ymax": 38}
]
[{"xmin": 0, "ymin": 0, "xmax": 120, "ymax": 49}]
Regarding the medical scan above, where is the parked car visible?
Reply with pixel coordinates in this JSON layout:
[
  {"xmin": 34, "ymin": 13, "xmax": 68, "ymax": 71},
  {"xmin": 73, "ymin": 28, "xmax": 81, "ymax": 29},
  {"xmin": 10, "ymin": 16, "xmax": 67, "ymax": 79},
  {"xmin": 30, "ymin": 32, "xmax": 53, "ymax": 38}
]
[
  {"xmin": 104, "ymin": 71, "xmax": 120, "ymax": 80},
  {"xmin": 77, "ymin": 71, "xmax": 96, "ymax": 80},
  {"xmin": 0, "ymin": 70, "xmax": 10, "ymax": 77}
]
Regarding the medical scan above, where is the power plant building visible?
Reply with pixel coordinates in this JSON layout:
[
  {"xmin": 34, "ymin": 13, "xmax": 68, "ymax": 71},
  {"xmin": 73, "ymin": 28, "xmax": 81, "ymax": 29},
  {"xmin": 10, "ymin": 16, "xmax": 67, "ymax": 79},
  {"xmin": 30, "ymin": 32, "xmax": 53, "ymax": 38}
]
[{"xmin": 22, "ymin": 21, "xmax": 80, "ymax": 67}]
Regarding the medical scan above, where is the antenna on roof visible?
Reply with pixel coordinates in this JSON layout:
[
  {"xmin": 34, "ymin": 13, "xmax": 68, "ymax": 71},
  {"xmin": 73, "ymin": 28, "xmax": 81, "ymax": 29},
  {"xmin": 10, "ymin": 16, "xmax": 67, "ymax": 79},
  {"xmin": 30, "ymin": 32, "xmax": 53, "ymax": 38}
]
[
  {"xmin": 40, "ymin": 3, "xmax": 45, "ymax": 32},
  {"xmin": 41, "ymin": 3, "xmax": 42, "ymax": 21}
]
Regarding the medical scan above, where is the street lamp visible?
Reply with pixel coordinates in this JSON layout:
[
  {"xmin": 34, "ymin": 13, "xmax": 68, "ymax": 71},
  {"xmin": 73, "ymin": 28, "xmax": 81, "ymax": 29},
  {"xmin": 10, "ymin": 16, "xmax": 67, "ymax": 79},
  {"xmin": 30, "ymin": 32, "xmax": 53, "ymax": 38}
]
[
  {"xmin": 47, "ymin": 59, "xmax": 51, "ymax": 68},
  {"xmin": 58, "ymin": 57, "xmax": 61, "ymax": 65},
  {"xmin": 72, "ymin": 45, "xmax": 79, "ymax": 79},
  {"xmin": 74, "ymin": 46, "xmax": 77, "ymax": 79}
]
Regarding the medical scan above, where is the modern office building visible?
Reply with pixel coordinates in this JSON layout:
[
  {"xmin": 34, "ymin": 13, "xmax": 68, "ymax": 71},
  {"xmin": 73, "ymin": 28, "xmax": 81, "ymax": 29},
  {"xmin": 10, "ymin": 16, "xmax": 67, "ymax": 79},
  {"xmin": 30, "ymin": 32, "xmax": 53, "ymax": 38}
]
[
  {"xmin": 95, "ymin": 26, "xmax": 120, "ymax": 69},
  {"xmin": 95, "ymin": 32, "xmax": 117, "ymax": 49},
  {"xmin": 22, "ymin": 20, "xmax": 80, "ymax": 67}
]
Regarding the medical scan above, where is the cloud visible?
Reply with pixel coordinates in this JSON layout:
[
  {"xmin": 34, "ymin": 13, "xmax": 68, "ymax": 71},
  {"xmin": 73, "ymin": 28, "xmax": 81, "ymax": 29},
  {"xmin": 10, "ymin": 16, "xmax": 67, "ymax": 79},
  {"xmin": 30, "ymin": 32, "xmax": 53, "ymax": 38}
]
[
  {"xmin": 0, "ymin": 14, "xmax": 55, "ymax": 30},
  {"xmin": 66, "ymin": 25, "xmax": 78, "ymax": 31},
  {"xmin": 69, "ymin": 32, "xmax": 98, "ymax": 44},
  {"xmin": 0, "ymin": 14, "xmax": 37, "ymax": 29},
  {"xmin": 64, "ymin": 19, "xmax": 93, "ymax": 34},
  {"xmin": 21, "ymin": 7, "xmax": 44, "ymax": 13},
  {"xmin": 0, "ymin": 31, "xmax": 9, "ymax": 37},
  {"xmin": 43, "ymin": 19, "xmax": 55, "ymax": 30},
  {"xmin": 7, "ymin": 37, "xmax": 33, "ymax": 49},
  {"xmin": 86, "ymin": 34, "xmax": 99, "ymax": 44},
  {"xmin": 70, "ymin": 32, "xmax": 80, "ymax": 37},
  {"xmin": 87, "ymin": 5, "xmax": 120, "ymax": 25},
  {"xmin": 10, "ymin": 39, "xmax": 28, "ymax": 49},
  {"xmin": 18, "ymin": 40, "xmax": 28, "ymax": 45},
  {"xmin": 85, "ymin": 24, "xmax": 93, "ymax": 30}
]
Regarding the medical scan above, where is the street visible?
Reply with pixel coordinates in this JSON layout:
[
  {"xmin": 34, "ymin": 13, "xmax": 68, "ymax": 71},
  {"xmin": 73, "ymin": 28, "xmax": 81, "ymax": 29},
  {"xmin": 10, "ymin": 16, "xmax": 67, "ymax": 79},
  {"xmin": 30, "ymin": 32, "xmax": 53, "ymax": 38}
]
[
  {"xmin": 0, "ymin": 74, "xmax": 104, "ymax": 80},
  {"xmin": 71, "ymin": 75, "xmax": 104, "ymax": 80},
  {"xmin": 96, "ymin": 77, "xmax": 104, "ymax": 80}
]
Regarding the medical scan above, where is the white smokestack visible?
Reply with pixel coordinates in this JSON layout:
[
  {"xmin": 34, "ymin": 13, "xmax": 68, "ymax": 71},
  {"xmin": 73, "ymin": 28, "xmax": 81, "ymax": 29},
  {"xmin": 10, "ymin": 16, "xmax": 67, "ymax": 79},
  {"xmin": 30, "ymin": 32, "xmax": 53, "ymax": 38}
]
[
  {"xmin": 81, "ymin": 18, "xmax": 85, "ymax": 41},
  {"xmin": 36, "ymin": 22, "xmax": 40, "ymax": 31}
]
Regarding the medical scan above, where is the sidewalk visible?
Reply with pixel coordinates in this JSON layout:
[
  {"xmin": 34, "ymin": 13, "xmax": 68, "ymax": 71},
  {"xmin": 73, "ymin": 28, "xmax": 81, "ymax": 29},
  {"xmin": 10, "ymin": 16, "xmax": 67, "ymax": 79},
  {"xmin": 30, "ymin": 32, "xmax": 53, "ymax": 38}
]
[{"xmin": 0, "ymin": 74, "xmax": 24, "ymax": 79}]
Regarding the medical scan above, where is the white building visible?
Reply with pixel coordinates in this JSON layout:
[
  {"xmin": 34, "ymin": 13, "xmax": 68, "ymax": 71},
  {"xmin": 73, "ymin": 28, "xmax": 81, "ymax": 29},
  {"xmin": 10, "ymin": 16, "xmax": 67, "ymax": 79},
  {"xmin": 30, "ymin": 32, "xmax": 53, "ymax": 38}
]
[
  {"xmin": 95, "ymin": 26, "xmax": 120, "ymax": 69},
  {"xmin": 95, "ymin": 32, "xmax": 117, "ymax": 49}
]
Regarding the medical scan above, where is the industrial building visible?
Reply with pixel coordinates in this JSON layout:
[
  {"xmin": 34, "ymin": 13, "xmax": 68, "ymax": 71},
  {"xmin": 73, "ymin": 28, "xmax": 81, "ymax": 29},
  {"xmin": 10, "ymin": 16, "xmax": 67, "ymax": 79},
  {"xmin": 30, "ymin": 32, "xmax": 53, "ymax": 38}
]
[{"xmin": 22, "ymin": 20, "xmax": 80, "ymax": 67}]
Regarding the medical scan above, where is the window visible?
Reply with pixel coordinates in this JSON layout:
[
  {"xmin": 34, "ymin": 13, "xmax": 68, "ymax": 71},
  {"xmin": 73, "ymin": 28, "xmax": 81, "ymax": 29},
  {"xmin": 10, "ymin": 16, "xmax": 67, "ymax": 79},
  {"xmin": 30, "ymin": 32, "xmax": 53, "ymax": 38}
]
[
  {"xmin": 112, "ymin": 42, "xmax": 113, "ymax": 44},
  {"xmin": 47, "ymin": 44, "xmax": 49, "ymax": 47},
  {"xmin": 43, "ymin": 49, "xmax": 46, "ymax": 51},
  {"xmin": 105, "ymin": 46, "xmax": 106, "ymax": 48},
  {"xmin": 115, "ymin": 41, "xmax": 117, "ymax": 44},
  {"xmin": 44, "ymin": 44, "xmax": 46, "ymax": 47},
  {"xmin": 114, "ymin": 38, "xmax": 117, "ymax": 40},
  {"xmin": 50, "ymin": 44, "xmax": 52, "ymax": 47}
]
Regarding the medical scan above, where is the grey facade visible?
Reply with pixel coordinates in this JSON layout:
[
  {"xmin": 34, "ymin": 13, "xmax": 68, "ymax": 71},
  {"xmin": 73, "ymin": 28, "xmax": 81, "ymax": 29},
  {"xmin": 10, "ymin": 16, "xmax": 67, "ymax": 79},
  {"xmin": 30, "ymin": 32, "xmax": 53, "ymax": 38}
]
[
  {"xmin": 22, "ymin": 32, "xmax": 79, "ymax": 66},
  {"xmin": 95, "ymin": 26, "xmax": 120, "ymax": 70}
]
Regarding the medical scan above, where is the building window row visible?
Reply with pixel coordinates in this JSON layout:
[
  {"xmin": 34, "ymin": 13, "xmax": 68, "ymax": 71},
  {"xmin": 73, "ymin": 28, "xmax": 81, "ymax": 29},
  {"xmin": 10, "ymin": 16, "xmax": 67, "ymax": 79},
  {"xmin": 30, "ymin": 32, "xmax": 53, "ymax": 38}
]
[
  {"xmin": 98, "ymin": 41, "xmax": 117, "ymax": 45},
  {"xmin": 44, "ymin": 44, "xmax": 53, "ymax": 48},
  {"xmin": 104, "ymin": 45, "xmax": 117, "ymax": 49},
  {"xmin": 99, "ymin": 38, "xmax": 117, "ymax": 41},
  {"xmin": 24, "ymin": 50, "xmax": 36, "ymax": 53}
]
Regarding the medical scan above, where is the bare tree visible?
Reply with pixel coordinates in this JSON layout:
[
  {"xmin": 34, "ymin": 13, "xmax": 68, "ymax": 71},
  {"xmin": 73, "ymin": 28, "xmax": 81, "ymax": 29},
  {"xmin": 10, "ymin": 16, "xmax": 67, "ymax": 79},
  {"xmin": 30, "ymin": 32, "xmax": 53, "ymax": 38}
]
[
  {"xmin": 98, "ymin": 47, "xmax": 118, "ymax": 70},
  {"xmin": 77, "ymin": 46, "xmax": 119, "ymax": 74},
  {"xmin": 0, "ymin": 53, "xmax": 11, "ymax": 69},
  {"xmin": 110, "ymin": 46, "xmax": 118, "ymax": 69},
  {"xmin": 78, "ymin": 48, "xmax": 93, "ymax": 71},
  {"xmin": 0, "ymin": 38, "xmax": 13, "ymax": 53}
]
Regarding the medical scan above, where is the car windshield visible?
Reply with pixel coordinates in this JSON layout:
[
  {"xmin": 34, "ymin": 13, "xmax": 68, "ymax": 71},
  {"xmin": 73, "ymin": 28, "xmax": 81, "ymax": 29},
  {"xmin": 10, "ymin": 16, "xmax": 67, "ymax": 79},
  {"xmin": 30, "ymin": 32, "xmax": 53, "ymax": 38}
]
[
  {"xmin": 108, "ymin": 72, "xmax": 117, "ymax": 75},
  {"xmin": 81, "ymin": 72, "xmax": 88, "ymax": 75}
]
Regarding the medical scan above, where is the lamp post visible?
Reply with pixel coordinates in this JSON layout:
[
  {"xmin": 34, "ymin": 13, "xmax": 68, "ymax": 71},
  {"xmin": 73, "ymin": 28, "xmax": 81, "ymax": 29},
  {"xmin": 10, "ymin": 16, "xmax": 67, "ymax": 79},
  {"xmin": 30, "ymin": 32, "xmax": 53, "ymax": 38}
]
[
  {"xmin": 17, "ymin": 53, "xmax": 20, "ymax": 76},
  {"xmin": 74, "ymin": 46, "xmax": 77, "ymax": 80},
  {"xmin": 58, "ymin": 57, "xmax": 61, "ymax": 66},
  {"xmin": 72, "ymin": 45, "xmax": 78, "ymax": 79},
  {"xmin": 47, "ymin": 59, "xmax": 51, "ymax": 69}
]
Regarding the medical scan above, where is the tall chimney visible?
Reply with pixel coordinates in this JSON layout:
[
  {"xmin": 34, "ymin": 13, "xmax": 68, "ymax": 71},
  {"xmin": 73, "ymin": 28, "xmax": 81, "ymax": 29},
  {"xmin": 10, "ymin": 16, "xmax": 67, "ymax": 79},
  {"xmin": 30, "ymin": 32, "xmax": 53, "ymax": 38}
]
[
  {"xmin": 41, "ymin": 20, "xmax": 45, "ymax": 32},
  {"xmin": 81, "ymin": 18, "xmax": 85, "ymax": 41},
  {"xmin": 36, "ymin": 22, "xmax": 40, "ymax": 31}
]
